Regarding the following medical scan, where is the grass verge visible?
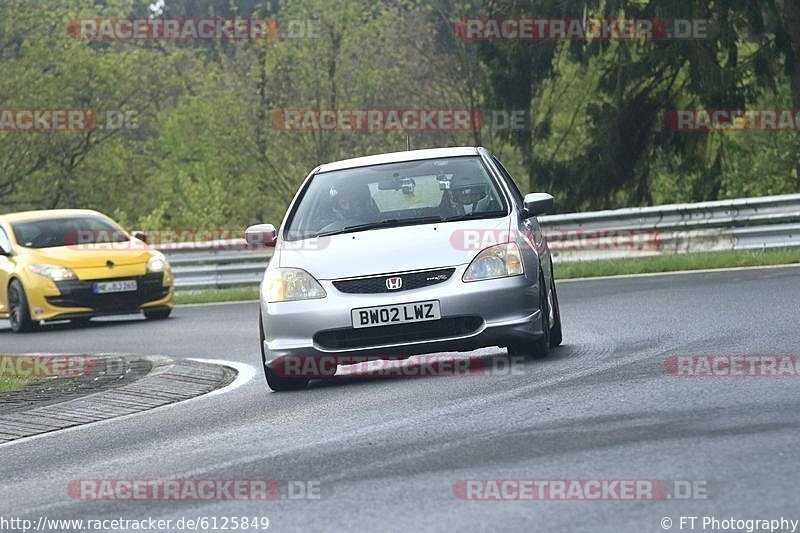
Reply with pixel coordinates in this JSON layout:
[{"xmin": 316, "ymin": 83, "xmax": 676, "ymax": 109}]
[
  {"xmin": 556, "ymin": 247, "xmax": 800, "ymax": 279},
  {"xmin": 0, "ymin": 376, "xmax": 30, "ymax": 392},
  {"xmin": 174, "ymin": 286, "xmax": 260, "ymax": 305}
]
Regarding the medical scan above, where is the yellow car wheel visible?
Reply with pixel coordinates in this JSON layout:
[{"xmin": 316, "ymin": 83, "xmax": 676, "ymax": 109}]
[
  {"xmin": 8, "ymin": 279, "xmax": 37, "ymax": 333},
  {"xmin": 144, "ymin": 308, "xmax": 171, "ymax": 320}
]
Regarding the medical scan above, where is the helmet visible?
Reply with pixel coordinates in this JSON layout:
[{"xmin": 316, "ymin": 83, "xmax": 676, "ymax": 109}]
[
  {"xmin": 329, "ymin": 181, "xmax": 372, "ymax": 216},
  {"xmin": 449, "ymin": 172, "xmax": 488, "ymax": 206}
]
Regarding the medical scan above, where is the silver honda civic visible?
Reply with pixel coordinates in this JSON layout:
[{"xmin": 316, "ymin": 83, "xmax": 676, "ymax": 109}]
[{"xmin": 248, "ymin": 146, "xmax": 562, "ymax": 391}]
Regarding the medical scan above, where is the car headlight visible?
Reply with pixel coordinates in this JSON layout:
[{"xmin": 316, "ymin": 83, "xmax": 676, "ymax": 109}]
[
  {"xmin": 28, "ymin": 264, "xmax": 78, "ymax": 281},
  {"xmin": 463, "ymin": 242, "xmax": 524, "ymax": 282},
  {"xmin": 265, "ymin": 267, "xmax": 326, "ymax": 303},
  {"xmin": 146, "ymin": 254, "xmax": 168, "ymax": 273}
]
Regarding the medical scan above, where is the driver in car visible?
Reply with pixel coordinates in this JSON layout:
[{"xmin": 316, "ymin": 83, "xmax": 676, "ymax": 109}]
[
  {"xmin": 313, "ymin": 181, "xmax": 379, "ymax": 233},
  {"xmin": 447, "ymin": 173, "xmax": 493, "ymax": 214},
  {"xmin": 329, "ymin": 182, "xmax": 377, "ymax": 221}
]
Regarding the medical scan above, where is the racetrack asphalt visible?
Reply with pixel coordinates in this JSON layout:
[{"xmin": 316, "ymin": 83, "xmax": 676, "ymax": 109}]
[{"xmin": 1, "ymin": 266, "xmax": 799, "ymax": 532}]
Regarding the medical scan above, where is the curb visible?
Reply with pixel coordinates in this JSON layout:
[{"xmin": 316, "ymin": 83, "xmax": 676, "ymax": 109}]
[{"xmin": 0, "ymin": 355, "xmax": 236, "ymax": 443}]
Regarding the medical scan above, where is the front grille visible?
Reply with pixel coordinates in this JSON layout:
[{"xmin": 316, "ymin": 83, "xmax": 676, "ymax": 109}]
[
  {"xmin": 332, "ymin": 268, "xmax": 456, "ymax": 294},
  {"xmin": 47, "ymin": 273, "xmax": 168, "ymax": 311},
  {"xmin": 314, "ymin": 316, "xmax": 483, "ymax": 350}
]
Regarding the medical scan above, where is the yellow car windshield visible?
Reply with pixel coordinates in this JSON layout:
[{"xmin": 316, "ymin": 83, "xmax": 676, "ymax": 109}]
[{"xmin": 11, "ymin": 216, "xmax": 128, "ymax": 249}]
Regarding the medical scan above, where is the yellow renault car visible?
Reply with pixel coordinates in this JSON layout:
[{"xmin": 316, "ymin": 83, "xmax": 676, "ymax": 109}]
[{"xmin": 0, "ymin": 209, "xmax": 173, "ymax": 332}]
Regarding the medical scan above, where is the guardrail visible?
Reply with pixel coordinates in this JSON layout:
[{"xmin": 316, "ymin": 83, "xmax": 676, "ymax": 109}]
[
  {"xmin": 158, "ymin": 240, "xmax": 272, "ymax": 290},
  {"xmin": 539, "ymin": 193, "xmax": 800, "ymax": 230},
  {"xmin": 159, "ymin": 193, "xmax": 800, "ymax": 289},
  {"xmin": 539, "ymin": 193, "xmax": 800, "ymax": 262}
]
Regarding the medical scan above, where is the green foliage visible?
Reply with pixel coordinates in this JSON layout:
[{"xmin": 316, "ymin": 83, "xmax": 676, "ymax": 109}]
[
  {"xmin": 0, "ymin": 376, "xmax": 30, "ymax": 393},
  {"xmin": 174, "ymin": 286, "xmax": 261, "ymax": 304},
  {"xmin": 2, "ymin": 0, "xmax": 799, "ymax": 228}
]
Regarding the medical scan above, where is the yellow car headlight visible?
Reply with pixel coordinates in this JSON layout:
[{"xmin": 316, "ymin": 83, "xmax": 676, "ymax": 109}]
[
  {"xmin": 265, "ymin": 267, "xmax": 326, "ymax": 303},
  {"xmin": 28, "ymin": 264, "xmax": 78, "ymax": 282},
  {"xmin": 462, "ymin": 242, "xmax": 524, "ymax": 282},
  {"xmin": 146, "ymin": 253, "xmax": 169, "ymax": 273}
]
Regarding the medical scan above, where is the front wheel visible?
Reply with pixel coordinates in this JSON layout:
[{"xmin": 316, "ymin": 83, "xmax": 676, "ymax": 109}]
[
  {"xmin": 8, "ymin": 279, "xmax": 37, "ymax": 333},
  {"xmin": 260, "ymin": 310, "xmax": 308, "ymax": 392},
  {"xmin": 265, "ymin": 365, "xmax": 309, "ymax": 392},
  {"xmin": 144, "ymin": 308, "xmax": 172, "ymax": 320},
  {"xmin": 507, "ymin": 272, "xmax": 550, "ymax": 359},
  {"xmin": 549, "ymin": 275, "xmax": 563, "ymax": 348}
]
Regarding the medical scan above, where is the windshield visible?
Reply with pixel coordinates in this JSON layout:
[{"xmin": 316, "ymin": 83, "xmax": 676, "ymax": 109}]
[
  {"xmin": 284, "ymin": 156, "xmax": 508, "ymax": 240},
  {"xmin": 11, "ymin": 216, "xmax": 128, "ymax": 249}
]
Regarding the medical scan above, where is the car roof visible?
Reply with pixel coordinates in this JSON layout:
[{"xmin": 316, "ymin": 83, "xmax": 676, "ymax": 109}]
[
  {"xmin": 316, "ymin": 146, "xmax": 484, "ymax": 173},
  {"xmin": 0, "ymin": 209, "xmax": 106, "ymax": 223}
]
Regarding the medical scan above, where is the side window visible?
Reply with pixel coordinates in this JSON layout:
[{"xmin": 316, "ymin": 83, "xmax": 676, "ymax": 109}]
[
  {"xmin": 0, "ymin": 226, "xmax": 11, "ymax": 253},
  {"xmin": 491, "ymin": 156, "xmax": 524, "ymax": 207}
]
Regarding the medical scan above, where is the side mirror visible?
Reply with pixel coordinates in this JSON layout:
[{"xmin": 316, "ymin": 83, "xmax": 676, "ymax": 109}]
[
  {"xmin": 0, "ymin": 245, "xmax": 9, "ymax": 256},
  {"xmin": 132, "ymin": 231, "xmax": 148, "ymax": 244},
  {"xmin": 245, "ymin": 223, "xmax": 277, "ymax": 248},
  {"xmin": 523, "ymin": 193, "xmax": 554, "ymax": 217}
]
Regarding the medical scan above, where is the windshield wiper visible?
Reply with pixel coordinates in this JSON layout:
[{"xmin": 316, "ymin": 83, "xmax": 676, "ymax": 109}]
[
  {"xmin": 443, "ymin": 210, "xmax": 507, "ymax": 222},
  {"xmin": 316, "ymin": 216, "xmax": 444, "ymax": 238},
  {"xmin": 344, "ymin": 216, "xmax": 444, "ymax": 232}
]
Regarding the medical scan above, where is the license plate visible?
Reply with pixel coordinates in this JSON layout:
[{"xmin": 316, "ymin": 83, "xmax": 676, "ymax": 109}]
[
  {"xmin": 93, "ymin": 280, "xmax": 137, "ymax": 294},
  {"xmin": 351, "ymin": 300, "xmax": 441, "ymax": 329}
]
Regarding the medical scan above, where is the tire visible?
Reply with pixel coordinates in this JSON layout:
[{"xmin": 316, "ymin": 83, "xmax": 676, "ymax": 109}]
[
  {"xmin": 549, "ymin": 275, "xmax": 563, "ymax": 348},
  {"xmin": 144, "ymin": 308, "xmax": 171, "ymax": 320},
  {"xmin": 260, "ymin": 310, "xmax": 308, "ymax": 392},
  {"xmin": 508, "ymin": 271, "xmax": 550, "ymax": 359},
  {"xmin": 8, "ymin": 279, "xmax": 37, "ymax": 333},
  {"xmin": 265, "ymin": 365, "xmax": 309, "ymax": 392}
]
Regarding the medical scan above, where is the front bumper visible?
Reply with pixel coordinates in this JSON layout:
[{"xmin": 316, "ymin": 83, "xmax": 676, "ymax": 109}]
[
  {"xmin": 260, "ymin": 265, "xmax": 543, "ymax": 365},
  {"xmin": 25, "ymin": 272, "xmax": 173, "ymax": 321}
]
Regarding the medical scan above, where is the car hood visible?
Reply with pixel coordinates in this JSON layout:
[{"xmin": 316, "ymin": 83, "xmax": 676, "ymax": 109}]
[
  {"xmin": 21, "ymin": 245, "xmax": 154, "ymax": 268},
  {"xmin": 277, "ymin": 216, "xmax": 512, "ymax": 280}
]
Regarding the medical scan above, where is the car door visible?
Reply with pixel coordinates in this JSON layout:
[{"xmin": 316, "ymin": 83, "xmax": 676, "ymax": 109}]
[{"xmin": 0, "ymin": 224, "xmax": 13, "ymax": 315}]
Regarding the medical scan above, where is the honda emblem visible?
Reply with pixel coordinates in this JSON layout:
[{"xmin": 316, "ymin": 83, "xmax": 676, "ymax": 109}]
[{"xmin": 386, "ymin": 277, "xmax": 403, "ymax": 290}]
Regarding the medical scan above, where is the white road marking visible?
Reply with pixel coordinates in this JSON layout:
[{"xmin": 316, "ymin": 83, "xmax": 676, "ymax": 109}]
[
  {"xmin": 0, "ymin": 359, "xmax": 256, "ymax": 449},
  {"xmin": 186, "ymin": 358, "xmax": 257, "ymax": 397}
]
